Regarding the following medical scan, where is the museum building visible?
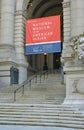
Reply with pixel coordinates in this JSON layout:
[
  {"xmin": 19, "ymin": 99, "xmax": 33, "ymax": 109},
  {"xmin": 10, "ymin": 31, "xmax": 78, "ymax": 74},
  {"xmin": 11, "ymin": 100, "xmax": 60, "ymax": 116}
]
[{"xmin": 0, "ymin": 0, "xmax": 84, "ymax": 106}]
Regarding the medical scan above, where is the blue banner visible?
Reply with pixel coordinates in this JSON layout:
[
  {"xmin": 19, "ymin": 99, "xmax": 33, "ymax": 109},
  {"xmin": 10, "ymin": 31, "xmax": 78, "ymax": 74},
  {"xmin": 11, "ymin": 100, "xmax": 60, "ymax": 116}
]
[{"xmin": 25, "ymin": 42, "xmax": 61, "ymax": 55}]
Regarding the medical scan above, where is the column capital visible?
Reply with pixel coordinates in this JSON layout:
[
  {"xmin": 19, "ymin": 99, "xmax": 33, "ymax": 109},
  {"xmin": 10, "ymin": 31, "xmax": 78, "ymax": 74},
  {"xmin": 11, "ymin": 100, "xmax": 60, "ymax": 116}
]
[
  {"xmin": 62, "ymin": 2, "xmax": 70, "ymax": 8},
  {"xmin": 15, "ymin": 10, "xmax": 27, "ymax": 18}
]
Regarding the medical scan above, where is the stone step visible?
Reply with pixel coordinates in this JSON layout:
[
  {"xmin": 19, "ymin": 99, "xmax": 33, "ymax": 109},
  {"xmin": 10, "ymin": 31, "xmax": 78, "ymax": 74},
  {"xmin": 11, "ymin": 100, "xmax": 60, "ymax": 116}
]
[
  {"xmin": 0, "ymin": 116, "xmax": 84, "ymax": 124},
  {"xmin": 0, "ymin": 114, "xmax": 84, "ymax": 121},
  {"xmin": 0, "ymin": 111, "xmax": 83, "ymax": 119},
  {"xmin": 16, "ymin": 97, "xmax": 65, "ymax": 100},
  {"xmin": 0, "ymin": 99, "xmax": 65, "ymax": 103},
  {"xmin": 21, "ymin": 95, "xmax": 65, "ymax": 98},
  {"xmin": 0, "ymin": 103, "xmax": 80, "ymax": 109},
  {"xmin": 0, "ymin": 73, "xmax": 84, "ymax": 129},
  {"xmin": 0, "ymin": 103, "xmax": 83, "ymax": 129},
  {"xmin": 15, "ymin": 101, "xmax": 64, "ymax": 104},
  {"xmin": 0, "ymin": 105, "xmax": 80, "ymax": 112},
  {"xmin": 16, "ymin": 99, "xmax": 65, "ymax": 102},
  {"xmin": 0, "ymin": 107, "xmax": 82, "ymax": 116},
  {"xmin": 0, "ymin": 108, "xmax": 81, "ymax": 114},
  {"xmin": 0, "ymin": 73, "xmax": 65, "ymax": 104},
  {"xmin": 0, "ymin": 125, "xmax": 75, "ymax": 130},
  {"xmin": 0, "ymin": 118, "xmax": 84, "ymax": 129}
]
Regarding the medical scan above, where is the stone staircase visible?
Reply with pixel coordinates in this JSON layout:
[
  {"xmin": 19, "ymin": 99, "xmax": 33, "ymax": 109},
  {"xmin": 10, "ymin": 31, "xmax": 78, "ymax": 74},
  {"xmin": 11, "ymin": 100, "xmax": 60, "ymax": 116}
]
[
  {"xmin": 15, "ymin": 73, "xmax": 66, "ymax": 104},
  {"xmin": 0, "ymin": 103, "xmax": 84, "ymax": 129},
  {"xmin": 0, "ymin": 72, "xmax": 84, "ymax": 129}
]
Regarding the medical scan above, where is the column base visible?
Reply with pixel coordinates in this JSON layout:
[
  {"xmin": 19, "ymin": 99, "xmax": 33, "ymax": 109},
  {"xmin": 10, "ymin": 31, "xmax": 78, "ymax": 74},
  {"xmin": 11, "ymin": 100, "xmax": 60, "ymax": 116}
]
[
  {"xmin": 18, "ymin": 65, "xmax": 28, "ymax": 84},
  {"xmin": 63, "ymin": 98, "xmax": 84, "ymax": 105},
  {"xmin": 0, "ymin": 61, "xmax": 17, "ymax": 86},
  {"xmin": 64, "ymin": 69, "xmax": 84, "ymax": 107}
]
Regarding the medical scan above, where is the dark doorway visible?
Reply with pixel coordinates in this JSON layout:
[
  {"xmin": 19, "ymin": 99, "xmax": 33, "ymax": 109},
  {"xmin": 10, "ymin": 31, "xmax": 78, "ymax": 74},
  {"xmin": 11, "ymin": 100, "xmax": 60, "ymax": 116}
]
[{"xmin": 53, "ymin": 53, "xmax": 61, "ymax": 70}]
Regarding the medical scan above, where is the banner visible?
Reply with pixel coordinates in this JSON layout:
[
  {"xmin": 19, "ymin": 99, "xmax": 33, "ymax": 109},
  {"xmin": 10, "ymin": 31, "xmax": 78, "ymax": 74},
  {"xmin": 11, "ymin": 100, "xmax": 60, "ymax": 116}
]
[{"xmin": 25, "ymin": 15, "xmax": 61, "ymax": 55}]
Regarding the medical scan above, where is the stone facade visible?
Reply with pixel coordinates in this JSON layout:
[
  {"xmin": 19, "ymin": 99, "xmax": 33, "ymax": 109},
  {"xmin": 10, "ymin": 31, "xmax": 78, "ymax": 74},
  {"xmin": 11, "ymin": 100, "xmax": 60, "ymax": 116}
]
[
  {"xmin": 0, "ymin": 0, "xmax": 84, "ymax": 105},
  {"xmin": 62, "ymin": 0, "xmax": 84, "ymax": 105}
]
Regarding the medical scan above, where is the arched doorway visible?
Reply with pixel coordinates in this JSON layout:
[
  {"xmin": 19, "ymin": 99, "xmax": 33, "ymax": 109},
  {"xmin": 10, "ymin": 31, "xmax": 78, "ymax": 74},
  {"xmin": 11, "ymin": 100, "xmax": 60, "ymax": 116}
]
[
  {"xmin": 15, "ymin": 0, "xmax": 63, "ymax": 82},
  {"xmin": 16, "ymin": 0, "xmax": 65, "ymax": 104},
  {"xmin": 26, "ymin": 0, "xmax": 63, "ymax": 71},
  {"xmin": 16, "ymin": 0, "xmax": 84, "ymax": 106}
]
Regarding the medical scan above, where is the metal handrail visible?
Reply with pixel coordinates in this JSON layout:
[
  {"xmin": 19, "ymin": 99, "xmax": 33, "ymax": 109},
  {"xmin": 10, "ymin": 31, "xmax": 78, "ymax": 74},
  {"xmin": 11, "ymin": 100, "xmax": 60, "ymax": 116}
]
[
  {"xmin": 14, "ymin": 70, "xmax": 48, "ymax": 101},
  {"xmin": 14, "ymin": 74, "xmax": 37, "ymax": 101},
  {"xmin": 39, "ymin": 70, "xmax": 48, "ymax": 83}
]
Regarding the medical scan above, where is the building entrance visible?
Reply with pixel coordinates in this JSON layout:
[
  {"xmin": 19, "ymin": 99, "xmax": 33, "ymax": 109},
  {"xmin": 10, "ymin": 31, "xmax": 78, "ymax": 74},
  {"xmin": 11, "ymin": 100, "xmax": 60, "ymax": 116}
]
[{"xmin": 53, "ymin": 53, "xmax": 61, "ymax": 70}]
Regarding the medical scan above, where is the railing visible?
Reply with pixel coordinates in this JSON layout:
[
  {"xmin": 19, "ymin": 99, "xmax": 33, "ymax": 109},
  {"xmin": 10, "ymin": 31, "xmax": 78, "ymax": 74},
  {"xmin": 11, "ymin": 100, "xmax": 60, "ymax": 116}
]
[
  {"xmin": 39, "ymin": 70, "xmax": 48, "ymax": 83},
  {"xmin": 14, "ymin": 70, "xmax": 48, "ymax": 101}
]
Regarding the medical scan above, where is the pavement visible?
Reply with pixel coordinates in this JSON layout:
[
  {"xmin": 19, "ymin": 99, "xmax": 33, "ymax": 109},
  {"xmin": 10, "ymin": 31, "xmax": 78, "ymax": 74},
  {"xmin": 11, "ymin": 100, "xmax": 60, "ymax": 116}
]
[{"xmin": 0, "ymin": 125, "xmax": 77, "ymax": 130}]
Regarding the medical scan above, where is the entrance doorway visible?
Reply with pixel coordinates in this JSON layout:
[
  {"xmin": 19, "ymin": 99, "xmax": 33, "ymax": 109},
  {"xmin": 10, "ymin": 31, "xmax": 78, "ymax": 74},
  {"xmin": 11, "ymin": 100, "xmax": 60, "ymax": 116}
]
[{"xmin": 53, "ymin": 53, "xmax": 61, "ymax": 70}]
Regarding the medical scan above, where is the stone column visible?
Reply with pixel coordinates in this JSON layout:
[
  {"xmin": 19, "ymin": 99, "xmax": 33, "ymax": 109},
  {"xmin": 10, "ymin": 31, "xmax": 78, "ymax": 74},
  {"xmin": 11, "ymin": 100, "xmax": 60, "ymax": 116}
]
[
  {"xmin": 1, "ymin": 0, "xmax": 15, "ymax": 46},
  {"xmin": 62, "ymin": 0, "xmax": 71, "ymax": 59},
  {"xmin": 71, "ymin": 0, "xmax": 84, "ymax": 36},
  {"xmin": 62, "ymin": 0, "xmax": 72, "ymax": 85},
  {"xmin": 14, "ymin": 10, "xmax": 28, "ymax": 83},
  {"xmin": 63, "ymin": 0, "xmax": 84, "ymax": 106},
  {"xmin": 0, "ymin": 0, "xmax": 16, "ymax": 85}
]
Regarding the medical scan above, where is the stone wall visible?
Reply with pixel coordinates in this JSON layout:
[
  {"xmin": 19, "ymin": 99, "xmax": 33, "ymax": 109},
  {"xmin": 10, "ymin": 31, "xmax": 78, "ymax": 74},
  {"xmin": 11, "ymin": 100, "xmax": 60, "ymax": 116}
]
[{"xmin": 62, "ymin": 0, "xmax": 84, "ymax": 105}]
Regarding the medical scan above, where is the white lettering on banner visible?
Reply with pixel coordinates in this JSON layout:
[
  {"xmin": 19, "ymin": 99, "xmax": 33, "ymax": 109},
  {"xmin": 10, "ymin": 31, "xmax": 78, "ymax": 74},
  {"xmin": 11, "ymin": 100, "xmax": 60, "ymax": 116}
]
[
  {"xmin": 30, "ymin": 21, "xmax": 54, "ymax": 42},
  {"xmin": 32, "ymin": 26, "xmax": 51, "ymax": 31},
  {"xmin": 32, "ymin": 21, "xmax": 52, "ymax": 27},
  {"xmin": 32, "ymin": 32, "xmax": 53, "ymax": 42},
  {"xmin": 33, "ymin": 32, "xmax": 53, "ymax": 37},
  {"xmin": 26, "ymin": 15, "xmax": 61, "ymax": 51}
]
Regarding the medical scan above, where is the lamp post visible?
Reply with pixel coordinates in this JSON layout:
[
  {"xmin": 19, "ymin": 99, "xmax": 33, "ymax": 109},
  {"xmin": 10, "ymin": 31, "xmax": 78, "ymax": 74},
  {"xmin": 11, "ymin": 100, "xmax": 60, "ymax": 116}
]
[{"xmin": 43, "ymin": 53, "xmax": 48, "ymax": 70}]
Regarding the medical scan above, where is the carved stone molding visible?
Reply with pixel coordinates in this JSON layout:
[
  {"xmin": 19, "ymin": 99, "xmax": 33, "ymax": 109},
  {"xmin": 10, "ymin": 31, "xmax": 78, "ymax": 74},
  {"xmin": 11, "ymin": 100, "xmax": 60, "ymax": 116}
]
[
  {"xmin": 72, "ymin": 78, "xmax": 84, "ymax": 95},
  {"xmin": 15, "ymin": 10, "xmax": 27, "ymax": 18},
  {"xmin": 72, "ymin": 79, "xmax": 79, "ymax": 93},
  {"xmin": 70, "ymin": 33, "xmax": 84, "ymax": 60},
  {"xmin": 63, "ymin": 2, "xmax": 70, "ymax": 8}
]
